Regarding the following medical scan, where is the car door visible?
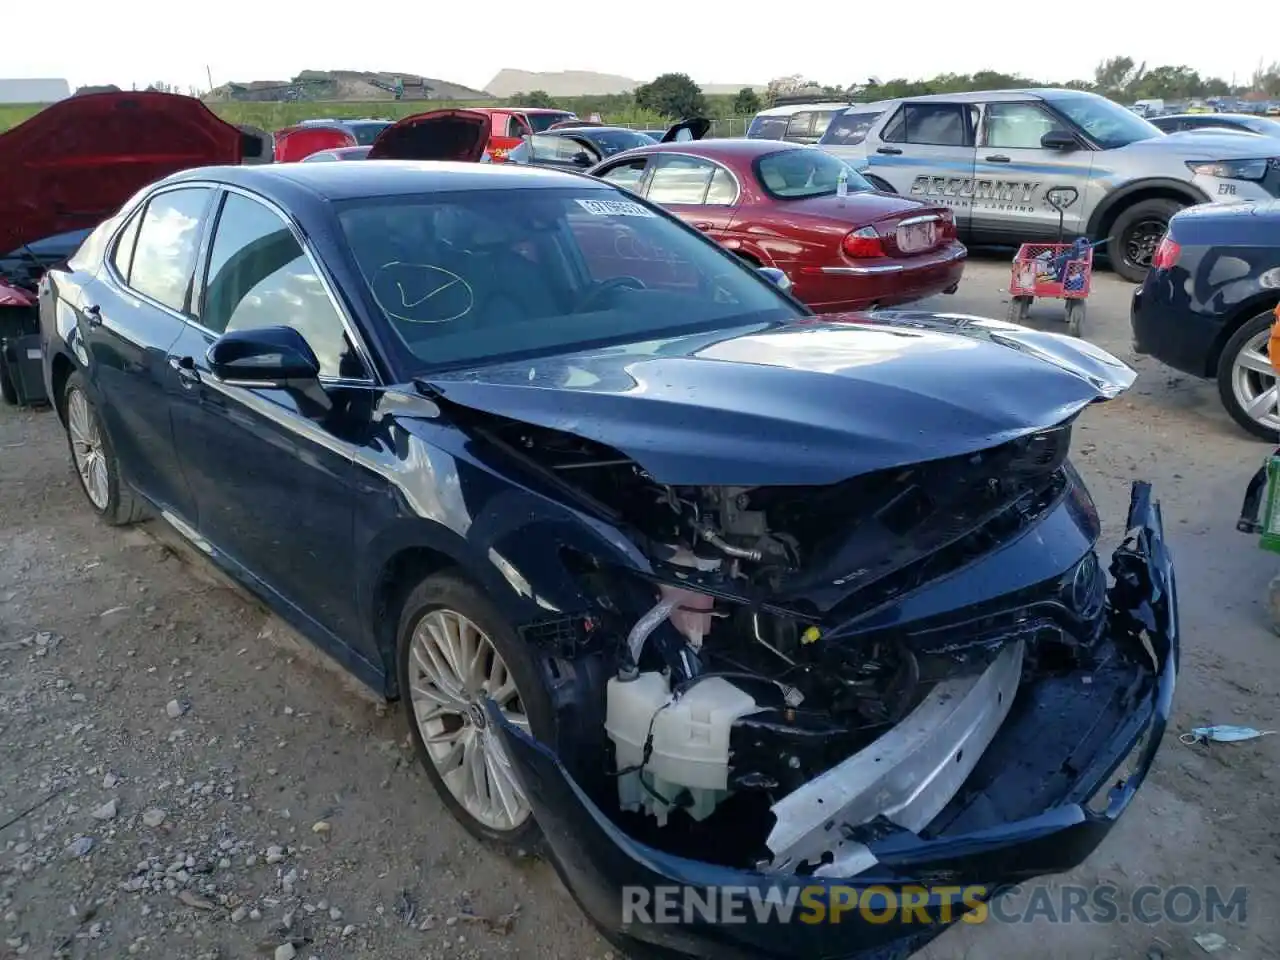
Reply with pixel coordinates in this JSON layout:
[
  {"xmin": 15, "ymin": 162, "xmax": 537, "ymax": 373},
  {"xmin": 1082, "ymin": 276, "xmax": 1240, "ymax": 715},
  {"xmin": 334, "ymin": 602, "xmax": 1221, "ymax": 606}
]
[
  {"xmin": 971, "ymin": 100, "xmax": 1095, "ymax": 244},
  {"xmin": 165, "ymin": 188, "xmax": 372, "ymax": 642},
  {"xmin": 83, "ymin": 185, "xmax": 215, "ymax": 519},
  {"xmin": 863, "ymin": 101, "xmax": 977, "ymax": 235},
  {"xmin": 642, "ymin": 154, "xmax": 739, "ymax": 239}
]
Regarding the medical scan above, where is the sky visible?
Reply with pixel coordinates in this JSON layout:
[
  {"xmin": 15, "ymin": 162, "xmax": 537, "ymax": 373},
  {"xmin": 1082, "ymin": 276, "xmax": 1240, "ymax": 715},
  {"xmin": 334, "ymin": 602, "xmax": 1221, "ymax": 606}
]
[{"xmin": 9, "ymin": 0, "xmax": 1277, "ymax": 93}]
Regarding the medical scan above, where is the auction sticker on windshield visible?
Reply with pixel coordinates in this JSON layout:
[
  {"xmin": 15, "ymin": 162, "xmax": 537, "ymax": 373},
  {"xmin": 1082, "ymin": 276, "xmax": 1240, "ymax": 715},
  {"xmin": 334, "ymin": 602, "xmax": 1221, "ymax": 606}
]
[{"xmin": 577, "ymin": 198, "xmax": 657, "ymax": 218}]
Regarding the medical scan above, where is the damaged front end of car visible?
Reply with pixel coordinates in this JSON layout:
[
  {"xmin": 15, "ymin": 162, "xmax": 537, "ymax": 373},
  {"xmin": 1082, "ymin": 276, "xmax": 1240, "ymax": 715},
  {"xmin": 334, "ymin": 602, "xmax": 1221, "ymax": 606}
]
[{"xmin": 420, "ymin": 318, "xmax": 1176, "ymax": 959}]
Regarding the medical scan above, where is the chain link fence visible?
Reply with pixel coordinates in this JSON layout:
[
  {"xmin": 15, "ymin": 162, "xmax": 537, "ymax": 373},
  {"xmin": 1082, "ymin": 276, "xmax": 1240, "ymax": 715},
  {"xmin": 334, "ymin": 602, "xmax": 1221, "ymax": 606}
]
[{"xmin": 609, "ymin": 118, "xmax": 751, "ymax": 138}]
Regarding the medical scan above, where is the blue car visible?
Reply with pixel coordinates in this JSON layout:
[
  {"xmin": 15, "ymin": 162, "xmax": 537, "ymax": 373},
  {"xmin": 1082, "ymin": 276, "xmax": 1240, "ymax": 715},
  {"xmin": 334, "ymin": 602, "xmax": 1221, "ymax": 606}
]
[{"xmin": 40, "ymin": 160, "xmax": 1176, "ymax": 960}]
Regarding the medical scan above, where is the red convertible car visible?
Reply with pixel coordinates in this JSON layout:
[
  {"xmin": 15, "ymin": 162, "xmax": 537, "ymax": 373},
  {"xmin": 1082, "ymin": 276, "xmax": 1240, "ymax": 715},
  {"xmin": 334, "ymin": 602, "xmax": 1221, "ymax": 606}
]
[{"xmin": 588, "ymin": 140, "xmax": 966, "ymax": 312}]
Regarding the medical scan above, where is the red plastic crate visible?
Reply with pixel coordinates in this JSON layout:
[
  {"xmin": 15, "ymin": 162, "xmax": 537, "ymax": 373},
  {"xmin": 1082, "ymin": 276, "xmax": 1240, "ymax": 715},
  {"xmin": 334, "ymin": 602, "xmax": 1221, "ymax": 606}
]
[{"xmin": 1009, "ymin": 243, "xmax": 1094, "ymax": 300}]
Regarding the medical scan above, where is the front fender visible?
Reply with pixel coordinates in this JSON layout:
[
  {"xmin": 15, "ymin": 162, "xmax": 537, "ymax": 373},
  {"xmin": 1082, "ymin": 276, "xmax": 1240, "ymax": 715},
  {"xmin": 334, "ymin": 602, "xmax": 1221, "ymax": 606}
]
[{"xmin": 1085, "ymin": 178, "xmax": 1210, "ymax": 240}]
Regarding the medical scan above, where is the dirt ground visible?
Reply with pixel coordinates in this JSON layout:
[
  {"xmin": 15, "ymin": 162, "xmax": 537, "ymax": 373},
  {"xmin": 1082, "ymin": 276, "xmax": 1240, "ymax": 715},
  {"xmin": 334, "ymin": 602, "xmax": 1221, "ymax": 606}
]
[{"xmin": 2, "ymin": 256, "xmax": 1278, "ymax": 960}]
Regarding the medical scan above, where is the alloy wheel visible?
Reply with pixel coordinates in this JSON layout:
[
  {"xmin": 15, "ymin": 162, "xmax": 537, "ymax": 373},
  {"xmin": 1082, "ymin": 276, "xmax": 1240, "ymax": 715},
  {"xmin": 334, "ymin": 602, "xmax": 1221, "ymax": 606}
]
[
  {"xmin": 67, "ymin": 388, "xmax": 110, "ymax": 510},
  {"xmin": 1124, "ymin": 219, "xmax": 1166, "ymax": 270},
  {"xmin": 1230, "ymin": 329, "xmax": 1280, "ymax": 433},
  {"xmin": 407, "ymin": 609, "xmax": 532, "ymax": 831}
]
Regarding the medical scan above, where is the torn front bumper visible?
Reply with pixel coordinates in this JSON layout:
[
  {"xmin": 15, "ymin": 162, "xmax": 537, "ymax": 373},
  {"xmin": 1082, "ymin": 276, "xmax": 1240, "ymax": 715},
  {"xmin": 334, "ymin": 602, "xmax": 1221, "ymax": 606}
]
[{"xmin": 488, "ymin": 482, "xmax": 1178, "ymax": 960}]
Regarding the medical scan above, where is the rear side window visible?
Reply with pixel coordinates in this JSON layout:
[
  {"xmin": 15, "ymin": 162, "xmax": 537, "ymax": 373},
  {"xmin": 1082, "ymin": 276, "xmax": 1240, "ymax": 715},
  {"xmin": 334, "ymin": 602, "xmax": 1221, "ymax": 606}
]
[
  {"xmin": 127, "ymin": 187, "xmax": 213, "ymax": 312},
  {"xmin": 647, "ymin": 156, "xmax": 719, "ymax": 204},
  {"xmin": 881, "ymin": 104, "xmax": 971, "ymax": 146},
  {"xmin": 784, "ymin": 112, "xmax": 815, "ymax": 141},
  {"xmin": 823, "ymin": 110, "xmax": 884, "ymax": 145},
  {"xmin": 747, "ymin": 115, "xmax": 790, "ymax": 140},
  {"xmin": 598, "ymin": 158, "xmax": 650, "ymax": 192},
  {"xmin": 203, "ymin": 193, "xmax": 362, "ymax": 380},
  {"xmin": 506, "ymin": 115, "xmax": 530, "ymax": 137}
]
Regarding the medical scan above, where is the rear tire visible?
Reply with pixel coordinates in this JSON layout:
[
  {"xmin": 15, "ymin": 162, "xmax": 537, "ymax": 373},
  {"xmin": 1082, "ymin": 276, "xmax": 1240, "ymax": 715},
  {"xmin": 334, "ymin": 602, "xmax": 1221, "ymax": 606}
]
[
  {"xmin": 1216, "ymin": 310, "xmax": 1280, "ymax": 441},
  {"xmin": 1006, "ymin": 296, "xmax": 1032, "ymax": 323},
  {"xmin": 396, "ymin": 571, "xmax": 553, "ymax": 855},
  {"xmin": 61, "ymin": 371, "xmax": 147, "ymax": 525},
  {"xmin": 1109, "ymin": 199, "xmax": 1182, "ymax": 283}
]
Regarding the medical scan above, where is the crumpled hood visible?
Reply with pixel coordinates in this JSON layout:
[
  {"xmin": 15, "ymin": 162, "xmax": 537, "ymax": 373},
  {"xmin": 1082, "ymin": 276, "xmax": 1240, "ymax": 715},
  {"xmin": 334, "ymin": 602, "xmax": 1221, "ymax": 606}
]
[{"xmin": 423, "ymin": 310, "xmax": 1135, "ymax": 486}]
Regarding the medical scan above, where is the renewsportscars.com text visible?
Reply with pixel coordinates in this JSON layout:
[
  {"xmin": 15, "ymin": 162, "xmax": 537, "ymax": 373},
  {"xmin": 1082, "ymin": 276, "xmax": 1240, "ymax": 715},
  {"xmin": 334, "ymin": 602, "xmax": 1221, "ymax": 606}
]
[{"xmin": 622, "ymin": 883, "xmax": 1247, "ymax": 926}]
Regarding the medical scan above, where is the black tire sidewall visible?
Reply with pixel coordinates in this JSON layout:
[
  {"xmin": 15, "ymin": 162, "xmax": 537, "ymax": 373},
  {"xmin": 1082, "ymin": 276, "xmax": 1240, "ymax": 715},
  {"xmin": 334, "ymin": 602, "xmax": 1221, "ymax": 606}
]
[
  {"xmin": 62, "ymin": 372, "xmax": 128, "ymax": 520},
  {"xmin": 1111, "ymin": 199, "xmax": 1182, "ymax": 283},
  {"xmin": 0, "ymin": 357, "xmax": 16, "ymax": 405},
  {"xmin": 395, "ymin": 570, "xmax": 553, "ymax": 851},
  {"xmin": 1216, "ymin": 310, "xmax": 1280, "ymax": 441}
]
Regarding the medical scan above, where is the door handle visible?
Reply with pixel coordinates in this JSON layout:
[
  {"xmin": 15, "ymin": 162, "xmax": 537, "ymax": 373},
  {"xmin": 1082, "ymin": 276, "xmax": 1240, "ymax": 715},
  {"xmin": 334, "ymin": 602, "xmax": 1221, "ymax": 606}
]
[
  {"xmin": 168, "ymin": 355, "xmax": 201, "ymax": 388},
  {"xmin": 985, "ymin": 154, "xmax": 1011, "ymax": 163},
  {"xmin": 83, "ymin": 304, "xmax": 102, "ymax": 327},
  {"xmin": 876, "ymin": 147, "xmax": 902, "ymax": 155},
  {"xmin": 692, "ymin": 221, "xmax": 714, "ymax": 231}
]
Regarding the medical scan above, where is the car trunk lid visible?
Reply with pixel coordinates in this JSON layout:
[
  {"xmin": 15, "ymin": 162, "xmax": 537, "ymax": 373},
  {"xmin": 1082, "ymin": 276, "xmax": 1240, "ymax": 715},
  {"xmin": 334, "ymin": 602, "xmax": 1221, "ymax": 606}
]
[
  {"xmin": 0, "ymin": 91, "xmax": 247, "ymax": 254},
  {"xmin": 366, "ymin": 109, "xmax": 493, "ymax": 162},
  {"xmin": 274, "ymin": 124, "xmax": 357, "ymax": 162}
]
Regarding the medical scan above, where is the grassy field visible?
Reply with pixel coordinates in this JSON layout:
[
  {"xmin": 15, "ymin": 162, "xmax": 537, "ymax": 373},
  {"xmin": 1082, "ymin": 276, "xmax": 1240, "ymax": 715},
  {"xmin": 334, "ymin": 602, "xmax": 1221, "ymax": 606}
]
[{"xmin": 0, "ymin": 95, "xmax": 740, "ymax": 134}]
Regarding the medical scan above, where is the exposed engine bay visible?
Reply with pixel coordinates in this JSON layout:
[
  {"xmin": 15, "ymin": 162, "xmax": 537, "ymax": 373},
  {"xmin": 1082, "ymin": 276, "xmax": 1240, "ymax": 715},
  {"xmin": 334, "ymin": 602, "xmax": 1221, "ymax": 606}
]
[{"xmin": 471, "ymin": 407, "xmax": 1117, "ymax": 873}]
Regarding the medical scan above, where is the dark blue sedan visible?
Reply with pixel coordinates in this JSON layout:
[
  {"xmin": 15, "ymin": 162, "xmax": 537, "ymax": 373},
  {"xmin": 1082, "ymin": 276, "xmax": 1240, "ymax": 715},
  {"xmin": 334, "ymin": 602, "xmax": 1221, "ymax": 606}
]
[
  {"xmin": 1131, "ymin": 199, "xmax": 1280, "ymax": 438},
  {"xmin": 40, "ymin": 160, "xmax": 1176, "ymax": 960}
]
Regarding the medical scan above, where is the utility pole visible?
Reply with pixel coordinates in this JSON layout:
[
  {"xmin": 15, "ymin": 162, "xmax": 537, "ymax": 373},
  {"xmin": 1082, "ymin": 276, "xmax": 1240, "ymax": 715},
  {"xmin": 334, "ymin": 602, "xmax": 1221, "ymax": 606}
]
[{"xmin": 206, "ymin": 65, "xmax": 214, "ymax": 94}]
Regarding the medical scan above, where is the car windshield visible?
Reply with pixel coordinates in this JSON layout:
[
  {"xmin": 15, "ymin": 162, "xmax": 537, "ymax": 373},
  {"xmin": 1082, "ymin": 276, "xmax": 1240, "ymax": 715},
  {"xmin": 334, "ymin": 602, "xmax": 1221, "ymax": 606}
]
[
  {"xmin": 527, "ymin": 113, "xmax": 574, "ymax": 133},
  {"xmin": 348, "ymin": 122, "xmax": 391, "ymax": 146},
  {"xmin": 754, "ymin": 149, "xmax": 873, "ymax": 198},
  {"xmin": 337, "ymin": 187, "xmax": 800, "ymax": 371},
  {"xmin": 1048, "ymin": 94, "xmax": 1162, "ymax": 149},
  {"xmin": 581, "ymin": 129, "xmax": 658, "ymax": 155}
]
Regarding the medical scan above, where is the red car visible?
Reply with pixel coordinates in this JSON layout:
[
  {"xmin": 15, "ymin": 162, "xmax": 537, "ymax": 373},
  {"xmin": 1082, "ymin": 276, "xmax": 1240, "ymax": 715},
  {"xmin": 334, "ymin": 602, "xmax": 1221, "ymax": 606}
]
[{"xmin": 587, "ymin": 140, "xmax": 966, "ymax": 312}]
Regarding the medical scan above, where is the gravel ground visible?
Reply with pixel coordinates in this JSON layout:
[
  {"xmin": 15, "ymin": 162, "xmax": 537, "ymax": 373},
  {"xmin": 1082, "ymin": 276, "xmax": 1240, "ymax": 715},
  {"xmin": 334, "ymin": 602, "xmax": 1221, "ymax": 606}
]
[{"xmin": 1, "ymin": 256, "xmax": 1277, "ymax": 960}]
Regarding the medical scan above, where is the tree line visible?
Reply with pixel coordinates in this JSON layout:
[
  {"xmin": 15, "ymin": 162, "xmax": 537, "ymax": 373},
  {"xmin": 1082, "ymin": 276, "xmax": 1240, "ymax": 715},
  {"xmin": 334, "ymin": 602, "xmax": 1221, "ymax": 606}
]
[{"xmin": 511, "ymin": 57, "xmax": 1280, "ymax": 122}]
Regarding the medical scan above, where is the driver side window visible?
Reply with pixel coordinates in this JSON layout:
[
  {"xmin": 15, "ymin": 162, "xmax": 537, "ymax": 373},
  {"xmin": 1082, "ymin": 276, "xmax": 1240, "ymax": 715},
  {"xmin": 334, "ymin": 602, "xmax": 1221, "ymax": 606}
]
[
  {"xmin": 982, "ymin": 102, "xmax": 1066, "ymax": 149},
  {"xmin": 200, "ymin": 192, "xmax": 366, "ymax": 381}
]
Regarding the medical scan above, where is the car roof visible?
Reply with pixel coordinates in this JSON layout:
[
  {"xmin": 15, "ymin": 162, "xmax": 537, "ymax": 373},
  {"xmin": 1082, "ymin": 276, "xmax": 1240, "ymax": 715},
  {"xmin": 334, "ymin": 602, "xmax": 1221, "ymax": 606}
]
[
  {"xmin": 163, "ymin": 161, "xmax": 613, "ymax": 204},
  {"xmin": 752, "ymin": 102, "xmax": 852, "ymax": 117},
  {"xmin": 620, "ymin": 138, "xmax": 818, "ymax": 159},
  {"xmin": 851, "ymin": 88, "xmax": 1094, "ymax": 107}
]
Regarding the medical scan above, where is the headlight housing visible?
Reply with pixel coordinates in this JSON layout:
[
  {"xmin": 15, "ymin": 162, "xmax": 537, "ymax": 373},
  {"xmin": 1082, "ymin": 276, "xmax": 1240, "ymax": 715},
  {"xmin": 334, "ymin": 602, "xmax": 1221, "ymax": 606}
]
[{"xmin": 1186, "ymin": 158, "xmax": 1269, "ymax": 181}]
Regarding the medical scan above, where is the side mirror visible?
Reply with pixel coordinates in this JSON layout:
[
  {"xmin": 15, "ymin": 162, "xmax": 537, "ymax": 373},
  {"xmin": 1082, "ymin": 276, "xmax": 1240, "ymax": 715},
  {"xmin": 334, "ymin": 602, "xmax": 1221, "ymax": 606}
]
[
  {"xmin": 207, "ymin": 325, "xmax": 321, "ymax": 387},
  {"xmin": 572, "ymin": 151, "xmax": 594, "ymax": 168},
  {"xmin": 757, "ymin": 266, "xmax": 793, "ymax": 294},
  {"xmin": 1040, "ymin": 130, "xmax": 1079, "ymax": 151}
]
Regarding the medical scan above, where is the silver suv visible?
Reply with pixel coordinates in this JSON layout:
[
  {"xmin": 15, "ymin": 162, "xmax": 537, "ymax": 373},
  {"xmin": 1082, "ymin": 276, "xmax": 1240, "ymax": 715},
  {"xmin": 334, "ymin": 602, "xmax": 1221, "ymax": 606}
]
[{"xmin": 818, "ymin": 89, "xmax": 1280, "ymax": 281}]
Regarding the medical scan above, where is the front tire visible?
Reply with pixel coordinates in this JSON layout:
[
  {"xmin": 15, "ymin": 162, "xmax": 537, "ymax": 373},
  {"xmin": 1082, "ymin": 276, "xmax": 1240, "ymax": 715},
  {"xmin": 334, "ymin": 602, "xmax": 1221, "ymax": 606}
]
[
  {"xmin": 1110, "ymin": 199, "xmax": 1182, "ymax": 283},
  {"xmin": 396, "ymin": 571, "xmax": 552, "ymax": 853},
  {"xmin": 1216, "ymin": 310, "xmax": 1280, "ymax": 441},
  {"xmin": 62, "ymin": 371, "xmax": 146, "ymax": 524}
]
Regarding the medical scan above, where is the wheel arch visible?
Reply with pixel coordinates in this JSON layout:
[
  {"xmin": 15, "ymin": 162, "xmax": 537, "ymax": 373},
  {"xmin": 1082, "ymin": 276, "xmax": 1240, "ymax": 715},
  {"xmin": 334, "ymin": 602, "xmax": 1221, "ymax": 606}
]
[
  {"xmin": 1086, "ymin": 179, "xmax": 1208, "ymax": 244},
  {"xmin": 50, "ymin": 351, "xmax": 76, "ymax": 425},
  {"xmin": 1205, "ymin": 291, "xmax": 1280, "ymax": 379}
]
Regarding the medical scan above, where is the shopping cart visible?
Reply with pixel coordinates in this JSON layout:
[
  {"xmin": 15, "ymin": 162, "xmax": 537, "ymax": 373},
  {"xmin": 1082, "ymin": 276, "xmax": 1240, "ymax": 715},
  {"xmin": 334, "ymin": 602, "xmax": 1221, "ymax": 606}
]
[{"xmin": 1006, "ymin": 187, "xmax": 1104, "ymax": 338}]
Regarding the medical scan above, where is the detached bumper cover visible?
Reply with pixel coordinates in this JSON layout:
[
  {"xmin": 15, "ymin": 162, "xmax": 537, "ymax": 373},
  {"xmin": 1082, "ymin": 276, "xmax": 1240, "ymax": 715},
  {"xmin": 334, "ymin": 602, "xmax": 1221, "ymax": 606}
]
[{"xmin": 488, "ymin": 481, "xmax": 1177, "ymax": 960}]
